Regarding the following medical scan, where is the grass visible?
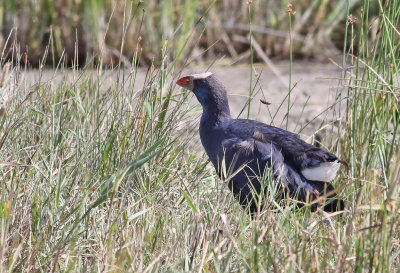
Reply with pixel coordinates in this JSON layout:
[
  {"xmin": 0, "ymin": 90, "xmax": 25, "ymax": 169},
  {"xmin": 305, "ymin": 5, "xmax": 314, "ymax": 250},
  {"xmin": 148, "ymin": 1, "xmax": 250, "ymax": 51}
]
[
  {"xmin": 0, "ymin": 0, "xmax": 375, "ymax": 66},
  {"xmin": 0, "ymin": 0, "xmax": 400, "ymax": 272}
]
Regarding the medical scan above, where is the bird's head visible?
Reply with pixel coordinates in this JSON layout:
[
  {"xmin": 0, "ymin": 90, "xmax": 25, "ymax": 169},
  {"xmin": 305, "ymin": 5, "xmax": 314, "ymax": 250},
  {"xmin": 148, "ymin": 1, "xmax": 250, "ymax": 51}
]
[
  {"xmin": 176, "ymin": 72, "xmax": 214, "ymax": 91},
  {"xmin": 177, "ymin": 72, "xmax": 230, "ymax": 116}
]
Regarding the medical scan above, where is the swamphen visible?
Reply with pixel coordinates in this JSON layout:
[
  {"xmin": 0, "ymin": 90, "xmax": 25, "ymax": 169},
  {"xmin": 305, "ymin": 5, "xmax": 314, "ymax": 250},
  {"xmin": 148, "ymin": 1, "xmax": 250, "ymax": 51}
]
[{"xmin": 177, "ymin": 72, "xmax": 344, "ymax": 213}]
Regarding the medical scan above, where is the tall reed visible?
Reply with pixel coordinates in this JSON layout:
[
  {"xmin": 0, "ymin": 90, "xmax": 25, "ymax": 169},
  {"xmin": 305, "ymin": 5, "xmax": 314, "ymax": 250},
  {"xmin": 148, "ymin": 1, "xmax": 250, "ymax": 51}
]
[{"xmin": 0, "ymin": 0, "xmax": 370, "ymax": 67}]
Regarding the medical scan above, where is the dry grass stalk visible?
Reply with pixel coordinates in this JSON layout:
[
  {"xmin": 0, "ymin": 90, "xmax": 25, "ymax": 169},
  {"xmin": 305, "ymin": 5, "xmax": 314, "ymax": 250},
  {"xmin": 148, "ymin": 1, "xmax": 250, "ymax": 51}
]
[
  {"xmin": 0, "ymin": 62, "xmax": 11, "ymax": 118},
  {"xmin": 0, "ymin": 1, "xmax": 368, "ymax": 66}
]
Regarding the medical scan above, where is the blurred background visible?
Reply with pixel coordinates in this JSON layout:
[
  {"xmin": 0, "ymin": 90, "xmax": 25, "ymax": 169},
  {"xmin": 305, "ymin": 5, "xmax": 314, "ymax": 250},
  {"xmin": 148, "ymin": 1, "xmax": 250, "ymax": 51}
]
[{"xmin": 0, "ymin": 0, "xmax": 378, "ymax": 67}]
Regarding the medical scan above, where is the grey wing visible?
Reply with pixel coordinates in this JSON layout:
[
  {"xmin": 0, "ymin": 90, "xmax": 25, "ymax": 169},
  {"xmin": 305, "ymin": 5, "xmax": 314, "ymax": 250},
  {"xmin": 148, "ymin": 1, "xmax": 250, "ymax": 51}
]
[
  {"xmin": 252, "ymin": 137, "xmax": 344, "ymax": 211},
  {"xmin": 220, "ymin": 137, "xmax": 315, "ymax": 209},
  {"xmin": 253, "ymin": 127, "xmax": 340, "ymax": 182}
]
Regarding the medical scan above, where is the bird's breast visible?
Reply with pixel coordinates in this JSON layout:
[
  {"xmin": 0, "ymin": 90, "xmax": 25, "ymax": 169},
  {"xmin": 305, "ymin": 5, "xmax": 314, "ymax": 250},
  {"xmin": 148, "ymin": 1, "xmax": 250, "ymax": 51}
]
[{"xmin": 199, "ymin": 124, "xmax": 226, "ymax": 165}]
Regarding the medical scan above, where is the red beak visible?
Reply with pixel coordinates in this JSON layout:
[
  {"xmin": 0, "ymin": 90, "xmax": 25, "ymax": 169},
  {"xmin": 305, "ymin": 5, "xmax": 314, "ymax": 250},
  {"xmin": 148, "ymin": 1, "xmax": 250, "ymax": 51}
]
[
  {"xmin": 176, "ymin": 76, "xmax": 194, "ymax": 90},
  {"xmin": 176, "ymin": 76, "xmax": 192, "ymax": 87}
]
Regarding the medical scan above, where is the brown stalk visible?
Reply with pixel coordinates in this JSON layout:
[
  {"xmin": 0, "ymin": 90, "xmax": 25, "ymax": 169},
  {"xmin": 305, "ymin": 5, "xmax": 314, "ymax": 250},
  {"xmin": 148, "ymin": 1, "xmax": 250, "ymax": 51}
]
[{"xmin": 0, "ymin": 62, "xmax": 11, "ymax": 118}]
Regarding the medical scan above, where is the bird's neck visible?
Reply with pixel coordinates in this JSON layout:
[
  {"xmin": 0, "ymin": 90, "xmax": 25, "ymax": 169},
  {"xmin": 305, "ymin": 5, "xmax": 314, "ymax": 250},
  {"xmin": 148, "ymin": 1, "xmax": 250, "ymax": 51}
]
[{"xmin": 200, "ymin": 100, "xmax": 231, "ymax": 127}]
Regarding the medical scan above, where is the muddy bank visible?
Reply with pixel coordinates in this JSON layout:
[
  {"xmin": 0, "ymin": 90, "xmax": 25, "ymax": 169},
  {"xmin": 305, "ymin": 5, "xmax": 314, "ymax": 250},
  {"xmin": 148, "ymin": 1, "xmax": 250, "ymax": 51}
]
[{"xmin": 20, "ymin": 61, "xmax": 346, "ymax": 140}]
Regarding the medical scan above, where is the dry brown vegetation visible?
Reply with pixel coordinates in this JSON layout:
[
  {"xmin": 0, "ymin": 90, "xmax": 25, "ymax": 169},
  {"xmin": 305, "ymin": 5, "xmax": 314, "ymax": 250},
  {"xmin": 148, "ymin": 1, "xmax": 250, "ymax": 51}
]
[{"xmin": 1, "ymin": 0, "xmax": 374, "ymax": 67}]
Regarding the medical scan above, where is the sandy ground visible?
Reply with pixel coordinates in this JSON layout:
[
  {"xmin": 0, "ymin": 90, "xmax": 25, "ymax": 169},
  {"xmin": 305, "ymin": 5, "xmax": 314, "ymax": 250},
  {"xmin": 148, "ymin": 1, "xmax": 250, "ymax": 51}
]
[{"xmin": 20, "ymin": 61, "xmax": 347, "ymax": 140}]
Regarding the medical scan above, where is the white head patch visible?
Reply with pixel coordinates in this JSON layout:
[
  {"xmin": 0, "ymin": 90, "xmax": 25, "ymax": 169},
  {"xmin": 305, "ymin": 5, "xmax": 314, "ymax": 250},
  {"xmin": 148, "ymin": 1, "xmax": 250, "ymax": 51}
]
[{"xmin": 188, "ymin": 72, "xmax": 213, "ymax": 80}]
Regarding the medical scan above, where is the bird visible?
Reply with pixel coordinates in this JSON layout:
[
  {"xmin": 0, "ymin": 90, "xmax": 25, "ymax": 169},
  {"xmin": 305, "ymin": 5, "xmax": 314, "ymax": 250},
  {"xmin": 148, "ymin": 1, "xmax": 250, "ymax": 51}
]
[{"xmin": 177, "ymin": 72, "xmax": 345, "ymax": 213}]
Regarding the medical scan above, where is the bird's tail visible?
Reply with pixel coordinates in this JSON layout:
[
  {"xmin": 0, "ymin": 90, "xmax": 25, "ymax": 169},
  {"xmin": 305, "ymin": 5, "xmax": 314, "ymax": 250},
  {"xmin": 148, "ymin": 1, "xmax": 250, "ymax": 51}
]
[{"xmin": 283, "ymin": 165, "xmax": 345, "ymax": 212}]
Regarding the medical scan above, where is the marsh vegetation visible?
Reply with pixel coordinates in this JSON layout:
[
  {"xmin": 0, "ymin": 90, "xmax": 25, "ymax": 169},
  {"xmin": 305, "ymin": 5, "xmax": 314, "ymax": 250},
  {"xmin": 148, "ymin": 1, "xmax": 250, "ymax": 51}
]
[{"xmin": 0, "ymin": 0, "xmax": 399, "ymax": 272}]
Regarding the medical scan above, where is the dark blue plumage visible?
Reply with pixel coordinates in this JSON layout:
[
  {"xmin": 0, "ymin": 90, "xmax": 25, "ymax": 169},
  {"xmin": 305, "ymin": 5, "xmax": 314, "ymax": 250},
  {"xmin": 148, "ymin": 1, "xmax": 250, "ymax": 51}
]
[{"xmin": 177, "ymin": 72, "xmax": 344, "ymax": 213}]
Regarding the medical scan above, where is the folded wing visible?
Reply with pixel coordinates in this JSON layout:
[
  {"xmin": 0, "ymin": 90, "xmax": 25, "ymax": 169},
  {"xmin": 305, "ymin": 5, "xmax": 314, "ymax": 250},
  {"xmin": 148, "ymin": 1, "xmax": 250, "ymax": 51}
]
[{"xmin": 220, "ymin": 121, "xmax": 344, "ymax": 211}]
